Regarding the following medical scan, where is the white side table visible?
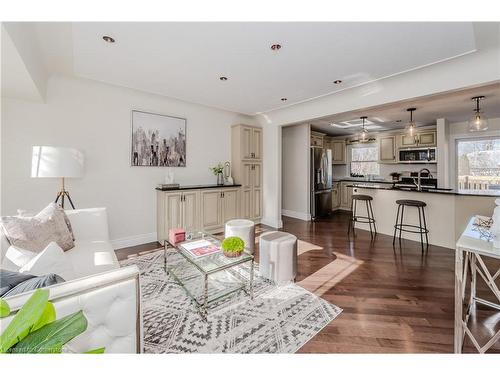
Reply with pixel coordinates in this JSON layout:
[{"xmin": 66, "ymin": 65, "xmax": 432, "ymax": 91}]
[
  {"xmin": 455, "ymin": 216, "xmax": 500, "ymax": 353},
  {"xmin": 259, "ymin": 231, "xmax": 297, "ymax": 283}
]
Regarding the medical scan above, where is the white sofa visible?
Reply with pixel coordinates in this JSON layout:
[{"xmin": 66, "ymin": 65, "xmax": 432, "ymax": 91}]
[
  {"xmin": 2, "ymin": 207, "xmax": 120, "ymax": 278},
  {"xmin": 0, "ymin": 207, "xmax": 142, "ymax": 353}
]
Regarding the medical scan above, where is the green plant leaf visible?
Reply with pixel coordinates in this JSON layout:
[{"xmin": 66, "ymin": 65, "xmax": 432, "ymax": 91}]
[
  {"xmin": 0, "ymin": 289, "xmax": 49, "ymax": 353},
  {"xmin": 11, "ymin": 310, "xmax": 87, "ymax": 354},
  {"xmin": 0, "ymin": 298, "xmax": 10, "ymax": 318},
  {"xmin": 84, "ymin": 347, "xmax": 105, "ymax": 354},
  {"xmin": 32, "ymin": 302, "xmax": 56, "ymax": 332}
]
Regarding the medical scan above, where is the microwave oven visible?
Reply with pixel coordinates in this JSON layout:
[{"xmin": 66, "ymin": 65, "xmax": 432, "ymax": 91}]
[{"xmin": 398, "ymin": 147, "xmax": 437, "ymax": 163}]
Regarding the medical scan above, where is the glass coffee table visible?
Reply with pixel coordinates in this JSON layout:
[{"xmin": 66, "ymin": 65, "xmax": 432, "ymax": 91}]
[{"xmin": 164, "ymin": 232, "xmax": 254, "ymax": 319}]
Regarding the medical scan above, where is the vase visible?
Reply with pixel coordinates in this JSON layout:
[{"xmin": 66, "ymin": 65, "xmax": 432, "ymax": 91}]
[{"xmin": 217, "ymin": 172, "xmax": 224, "ymax": 185}]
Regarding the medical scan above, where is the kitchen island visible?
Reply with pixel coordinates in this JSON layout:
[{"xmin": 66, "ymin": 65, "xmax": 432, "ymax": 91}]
[{"xmin": 346, "ymin": 183, "xmax": 498, "ymax": 249}]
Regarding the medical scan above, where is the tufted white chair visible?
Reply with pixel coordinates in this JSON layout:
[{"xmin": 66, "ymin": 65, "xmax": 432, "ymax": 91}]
[{"xmin": 0, "ymin": 265, "xmax": 142, "ymax": 353}]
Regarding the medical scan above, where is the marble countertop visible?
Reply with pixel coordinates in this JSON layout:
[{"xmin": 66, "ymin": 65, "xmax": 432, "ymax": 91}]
[{"xmin": 347, "ymin": 183, "xmax": 500, "ymax": 197}]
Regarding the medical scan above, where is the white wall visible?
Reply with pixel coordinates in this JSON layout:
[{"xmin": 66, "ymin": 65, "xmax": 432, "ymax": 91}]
[
  {"xmin": 1, "ymin": 75, "xmax": 255, "ymax": 247},
  {"xmin": 281, "ymin": 124, "xmax": 310, "ymax": 220}
]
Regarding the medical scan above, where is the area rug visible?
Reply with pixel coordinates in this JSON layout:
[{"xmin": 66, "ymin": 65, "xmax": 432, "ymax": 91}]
[{"xmin": 120, "ymin": 249, "xmax": 341, "ymax": 353}]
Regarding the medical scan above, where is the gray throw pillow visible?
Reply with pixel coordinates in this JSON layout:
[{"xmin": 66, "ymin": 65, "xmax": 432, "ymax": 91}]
[
  {"xmin": 1, "ymin": 270, "xmax": 64, "ymax": 298},
  {"xmin": 0, "ymin": 203, "xmax": 75, "ymax": 252},
  {"xmin": 0, "ymin": 269, "xmax": 35, "ymax": 296}
]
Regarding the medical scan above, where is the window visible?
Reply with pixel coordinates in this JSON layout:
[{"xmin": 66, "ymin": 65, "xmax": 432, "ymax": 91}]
[
  {"xmin": 457, "ymin": 137, "xmax": 500, "ymax": 192},
  {"xmin": 350, "ymin": 145, "xmax": 380, "ymax": 176}
]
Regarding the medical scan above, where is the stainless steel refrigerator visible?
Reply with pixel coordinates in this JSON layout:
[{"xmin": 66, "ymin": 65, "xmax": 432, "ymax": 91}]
[{"xmin": 310, "ymin": 147, "xmax": 332, "ymax": 219}]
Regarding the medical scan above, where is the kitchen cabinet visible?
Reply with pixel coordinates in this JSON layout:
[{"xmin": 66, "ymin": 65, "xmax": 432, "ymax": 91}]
[
  {"xmin": 340, "ymin": 182, "xmax": 353, "ymax": 210},
  {"xmin": 233, "ymin": 125, "xmax": 262, "ymax": 161},
  {"xmin": 331, "ymin": 140, "xmax": 346, "ymax": 164},
  {"xmin": 201, "ymin": 188, "xmax": 240, "ymax": 231},
  {"xmin": 399, "ymin": 130, "xmax": 437, "ymax": 148},
  {"xmin": 232, "ymin": 124, "xmax": 263, "ymax": 222},
  {"xmin": 332, "ymin": 182, "xmax": 340, "ymax": 209},
  {"xmin": 310, "ymin": 131, "xmax": 325, "ymax": 148},
  {"xmin": 378, "ymin": 135, "xmax": 396, "ymax": 163}
]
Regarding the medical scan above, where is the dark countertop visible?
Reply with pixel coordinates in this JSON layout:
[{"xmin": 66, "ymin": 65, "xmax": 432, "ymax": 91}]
[
  {"xmin": 333, "ymin": 178, "xmax": 395, "ymax": 184},
  {"xmin": 347, "ymin": 183, "xmax": 500, "ymax": 197},
  {"xmin": 156, "ymin": 183, "xmax": 242, "ymax": 191}
]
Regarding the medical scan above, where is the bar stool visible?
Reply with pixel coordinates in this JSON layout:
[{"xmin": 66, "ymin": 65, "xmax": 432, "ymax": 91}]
[
  {"xmin": 392, "ymin": 199, "xmax": 429, "ymax": 252},
  {"xmin": 348, "ymin": 194, "xmax": 377, "ymax": 238}
]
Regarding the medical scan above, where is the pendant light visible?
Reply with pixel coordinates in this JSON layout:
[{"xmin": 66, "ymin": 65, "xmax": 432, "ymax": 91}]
[
  {"xmin": 405, "ymin": 108, "xmax": 417, "ymax": 136},
  {"xmin": 469, "ymin": 96, "xmax": 488, "ymax": 132},
  {"xmin": 359, "ymin": 116, "xmax": 368, "ymax": 142}
]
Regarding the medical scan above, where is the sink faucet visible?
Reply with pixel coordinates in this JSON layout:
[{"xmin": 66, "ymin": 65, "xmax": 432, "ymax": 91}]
[{"xmin": 413, "ymin": 168, "xmax": 433, "ymax": 191}]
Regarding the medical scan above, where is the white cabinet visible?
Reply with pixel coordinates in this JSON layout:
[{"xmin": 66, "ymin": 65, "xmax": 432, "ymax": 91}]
[
  {"xmin": 232, "ymin": 124, "xmax": 263, "ymax": 222},
  {"xmin": 157, "ymin": 187, "xmax": 241, "ymax": 240},
  {"xmin": 331, "ymin": 140, "xmax": 346, "ymax": 164},
  {"xmin": 233, "ymin": 125, "xmax": 262, "ymax": 161},
  {"xmin": 157, "ymin": 190, "xmax": 200, "ymax": 240},
  {"xmin": 332, "ymin": 182, "xmax": 340, "ymax": 209},
  {"xmin": 310, "ymin": 131, "xmax": 324, "ymax": 148},
  {"xmin": 378, "ymin": 135, "xmax": 396, "ymax": 163},
  {"xmin": 398, "ymin": 130, "xmax": 437, "ymax": 148},
  {"xmin": 340, "ymin": 182, "xmax": 353, "ymax": 210}
]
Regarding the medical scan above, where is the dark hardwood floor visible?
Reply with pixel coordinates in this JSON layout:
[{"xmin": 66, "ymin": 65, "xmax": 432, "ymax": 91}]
[{"xmin": 116, "ymin": 211, "xmax": 500, "ymax": 353}]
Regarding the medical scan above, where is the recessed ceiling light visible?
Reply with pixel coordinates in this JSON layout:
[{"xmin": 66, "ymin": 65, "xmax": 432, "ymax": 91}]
[
  {"xmin": 271, "ymin": 44, "xmax": 282, "ymax": 51},
  {"xmin": 219, "ymin": 76, "xmax": 228, "ymax": 81},
  {"xmin": 102, "ymin": 35, "xmax": 115, "ymax": 43},
  {"xmin": 281, "ymin": 98, "xmax": 287, "ymax": 101},
  {"xmin": 333, "ymin": 80, "xmax": 342, "ymax": 84}
]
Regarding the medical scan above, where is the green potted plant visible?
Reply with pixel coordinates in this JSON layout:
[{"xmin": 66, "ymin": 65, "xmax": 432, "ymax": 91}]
[
  {"xmin": 0, "ymin": 289, "xmax": 104, "ymax": 354},
  {"xmin": 221, "ymin": 236, "xmax": 245, "ymax": 258},
  {"xmin": 210, "ymin": 163, "xmax": 225, "ymax": 185}
]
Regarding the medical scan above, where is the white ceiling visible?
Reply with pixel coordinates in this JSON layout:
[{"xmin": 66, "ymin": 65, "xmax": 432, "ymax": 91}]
[
  {"xmin": 28, "ymin": 22, "xmax": 479, "ymax": 115},
  {"xmin": 310, "ymin": 82, "xmax": 500, "ymax": 136}
]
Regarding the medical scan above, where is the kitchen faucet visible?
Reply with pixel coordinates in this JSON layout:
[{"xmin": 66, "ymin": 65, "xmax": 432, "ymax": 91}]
[{"xmin": 413, "ymin": 168, "xmax": 433, "ymax": 191}]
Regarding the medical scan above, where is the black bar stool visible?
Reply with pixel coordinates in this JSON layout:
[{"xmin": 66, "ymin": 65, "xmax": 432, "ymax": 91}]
[
  {"xmin": 348, "ymin": 194, "xmax": 376, "ymax": 238},
  {"xmin": 392, "ymin": 199, "xmax": 429, "ymax": 252}
]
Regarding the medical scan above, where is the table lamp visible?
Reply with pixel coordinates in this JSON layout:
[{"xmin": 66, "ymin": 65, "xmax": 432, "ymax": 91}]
[{"xmin": 31, "ymin": 146, "xmax": 85, "ymax": 209}]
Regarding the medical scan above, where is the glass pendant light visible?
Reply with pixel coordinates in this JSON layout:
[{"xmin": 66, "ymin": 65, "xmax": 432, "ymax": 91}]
[
  {"xmin": 405, "ymin": 108, "xmax": 417, "ymax": 136},
  {"xmin": 359, "ymin": 116, "xmax": 368, "ymax": 142},
  {"xmin": 469, "ymin": 96, "xmax": 488, "ymax": 132}
]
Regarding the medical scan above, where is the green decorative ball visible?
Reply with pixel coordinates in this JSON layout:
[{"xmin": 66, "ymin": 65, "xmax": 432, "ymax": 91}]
[{"xmin": 221, "ymin": 236, "xmax": 245, "ymax": 253}]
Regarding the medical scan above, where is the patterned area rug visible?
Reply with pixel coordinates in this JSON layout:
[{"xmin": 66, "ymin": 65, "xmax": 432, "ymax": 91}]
[{"xmin": 120, "ymin": 249, "xmax": 341, "ymax": 353}]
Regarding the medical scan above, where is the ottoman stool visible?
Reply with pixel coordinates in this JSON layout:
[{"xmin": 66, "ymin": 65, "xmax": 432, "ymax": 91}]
[
  {"xmin": 259, "ymin": 231, "xmax": 298, "ymax": 283},
  {"xmin": 225, "ymin": 219, "xmax": 255, "ymax": 254}
]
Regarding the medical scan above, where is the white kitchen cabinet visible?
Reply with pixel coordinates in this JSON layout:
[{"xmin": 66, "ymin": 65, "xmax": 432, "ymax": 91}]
[
  {"xmin": 378, "ymin": 135, "xmax": 396, "ymax": 163},
  {"xmin": 221, "ymin": 188, "xmax": 239, "ymax": 222},
  {"xmin": 200, "ymin": 190, "xmax": 222, "ymax": 231},
  {"xmin": 399, "ymin": 130, "xmax": 437, "ymax": 148},
  {"xmin": 232, "ymin": 124, "xmax": 263, "ymax": 222},
  {"xmin": 332, "ymin": 182, "xmax": 340, "ymax": 209},
  {"xmin": 310, "ymin": 131, "xmax": 325, "ymax": 148},
  {"xmin": 340, "ymin": 182, "xmax": 353, "ymax": 210},
  {"xmin": 331, "ymin": 140, "xmax": 346, "ymax": 164}
]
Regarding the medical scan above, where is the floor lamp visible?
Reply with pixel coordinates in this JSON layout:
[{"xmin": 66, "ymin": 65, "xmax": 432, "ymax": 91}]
[{"xmin": 31, "ymin": 146, "xmax": 85, "ymax": 209}]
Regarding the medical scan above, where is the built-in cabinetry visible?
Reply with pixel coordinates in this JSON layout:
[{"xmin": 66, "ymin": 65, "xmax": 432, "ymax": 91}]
[
  {"xmin": 340, "ymin": 181, "xmax": 353, "ymax": 210},
  {"xmin": 232, "ymin": 125, "xmax": 262, "ymax": 222},
  {"xmin": 378, "ymin": 135, "xmax": 396, "ymax": 163},
  {"xmin": 310, "ymin": 131, "xmax": 324, "ymax": 148},
  {"xmin": 330, "ymin": 140, "xmax": 346, "ymax": 164},
  {"xmin": 332, "ymin": 182, "xmax": 340, "ymax": 209},
  {"xmin": 399, "ymin": 131, "xmax": 437, "ymax": 148},
  {"xmin": 157, "ymin": 186, "xmax": 241, "ymax": 241}
]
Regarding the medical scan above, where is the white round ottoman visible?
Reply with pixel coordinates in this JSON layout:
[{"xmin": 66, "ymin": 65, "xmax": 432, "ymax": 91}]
[
  {"xmin": 259, "ymin": 231, "xmax": 298, "ymax": 283},
  {"xmin": 225, "ymin": 219, "xmax": 255, "ymax": 254}
]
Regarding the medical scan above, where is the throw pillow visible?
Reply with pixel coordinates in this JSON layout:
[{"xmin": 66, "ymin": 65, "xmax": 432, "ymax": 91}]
[
  {"xmin": 1, "ymin": 270, "xmax": 64, "ymax": 298},
  {"xmin": 0, "ymin": 269, "xmax": 35, "ymax": 297},
  {"xmin": 19, "ymin": 242, "xmax": 75, "ymax": 280},
  {"xmin": 0, "ymin": 203, "xmax": 74, "ymax": 252}
]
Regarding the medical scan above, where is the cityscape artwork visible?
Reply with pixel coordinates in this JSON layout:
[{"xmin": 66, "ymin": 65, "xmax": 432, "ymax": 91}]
[{"xmin": 131, "ymin": 110, "xmax": 186, "ymax": 167}]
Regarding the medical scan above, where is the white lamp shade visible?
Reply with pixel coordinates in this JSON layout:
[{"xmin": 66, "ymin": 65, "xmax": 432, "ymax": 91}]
[{"xmin": 31, "ymin": 146, "xmax": 85, "ymax": 178}]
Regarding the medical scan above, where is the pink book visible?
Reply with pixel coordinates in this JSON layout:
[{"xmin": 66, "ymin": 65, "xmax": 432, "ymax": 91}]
[{"xmin": 181, "ymin": 240, "xmax": 220, "ymax": 257}]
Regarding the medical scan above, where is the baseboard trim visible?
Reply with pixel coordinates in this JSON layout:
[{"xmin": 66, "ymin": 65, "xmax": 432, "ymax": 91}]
[
  {"xmin": 281, "ymin": 209, "xmax": 311, "ymax": 221},
  {"xmin": 111, "ymin": 232, "xmax": 157, "ymax": 250}
]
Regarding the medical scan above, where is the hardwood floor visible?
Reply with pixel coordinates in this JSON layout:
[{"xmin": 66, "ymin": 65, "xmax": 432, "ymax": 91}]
[{"xmin": 116, "ymin": 211, "xmax": 500, "ymax": 353}]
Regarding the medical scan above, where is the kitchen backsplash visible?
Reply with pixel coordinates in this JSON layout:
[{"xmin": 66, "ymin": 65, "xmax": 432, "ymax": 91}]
[{"xmin": 333, "ymin": 163, "xmax": 438, "ymax": 180}]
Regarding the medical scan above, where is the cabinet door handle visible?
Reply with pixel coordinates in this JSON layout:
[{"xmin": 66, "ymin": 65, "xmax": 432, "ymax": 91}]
[{"xmin": 223, "ymin": 192, "xmax": 225, "ymax": 198}]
